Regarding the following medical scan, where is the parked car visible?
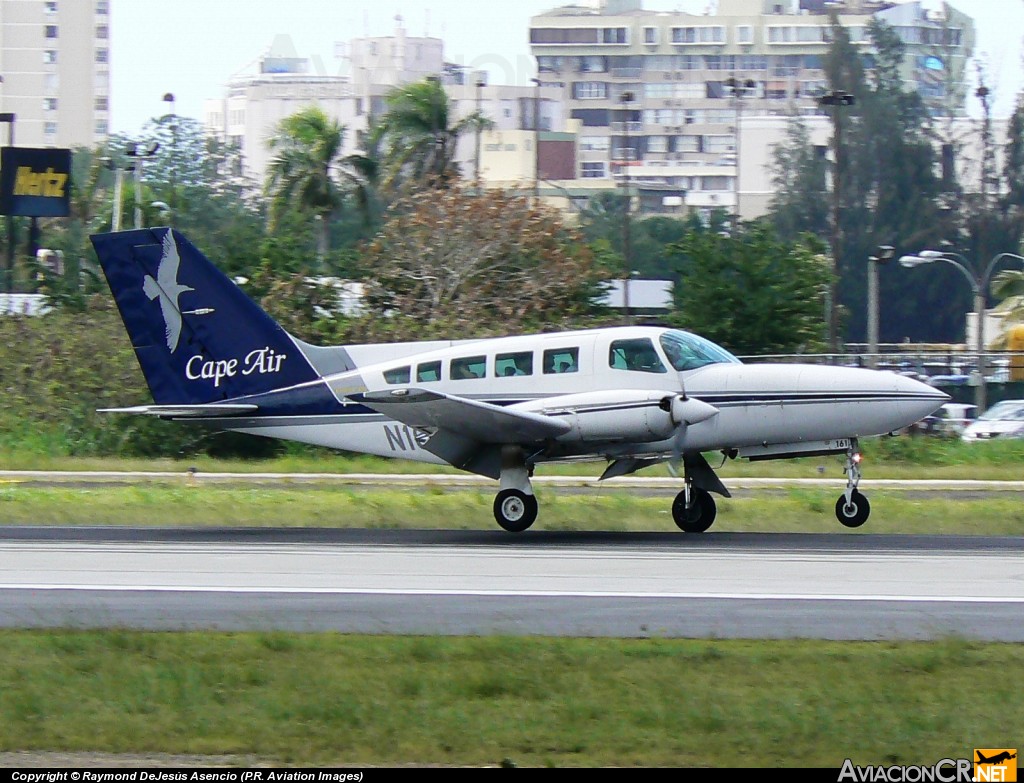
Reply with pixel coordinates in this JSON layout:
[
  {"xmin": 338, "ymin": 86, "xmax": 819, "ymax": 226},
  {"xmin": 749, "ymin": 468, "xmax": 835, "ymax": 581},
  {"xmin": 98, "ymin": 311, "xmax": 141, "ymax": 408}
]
[
  {"xmin": 961, "ymin": 400, "xmax": 1024, "ymax": 442},
  {"xmin": 917, "ymin": 403, "xmax": 978, "ymax": 437}
]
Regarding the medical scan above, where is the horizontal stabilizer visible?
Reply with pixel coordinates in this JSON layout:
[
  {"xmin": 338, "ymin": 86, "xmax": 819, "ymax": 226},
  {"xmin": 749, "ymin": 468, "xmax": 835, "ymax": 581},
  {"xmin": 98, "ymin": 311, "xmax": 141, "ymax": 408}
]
[
  {"xmin": 98, "ymin": 403, "xmax": 259, "ymax": 418},
  {"xmin": 349, "ymin": 389, "xmax": 571, "ymax": 443}
]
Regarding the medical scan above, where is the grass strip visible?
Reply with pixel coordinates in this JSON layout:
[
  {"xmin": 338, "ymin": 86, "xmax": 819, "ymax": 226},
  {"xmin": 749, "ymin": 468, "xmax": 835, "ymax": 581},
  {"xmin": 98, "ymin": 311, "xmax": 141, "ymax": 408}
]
[
  {"xmin": 0, "ymin": 483, "xmax": 1021, "ymax": 534},
  {"xmin": 2, "ymin": 435, "xmax": 1024, "ymax": 479},
  {"xmin": 0, "ymin": 631, "xmax": 1019, "ymax": 767}
]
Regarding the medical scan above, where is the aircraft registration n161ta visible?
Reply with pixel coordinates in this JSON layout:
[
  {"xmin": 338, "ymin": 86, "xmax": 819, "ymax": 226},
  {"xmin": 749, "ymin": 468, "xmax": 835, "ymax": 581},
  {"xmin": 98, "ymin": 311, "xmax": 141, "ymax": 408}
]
[{"xmin": 91, "ymin": 228, "xmax": 948, "ymax": 533}]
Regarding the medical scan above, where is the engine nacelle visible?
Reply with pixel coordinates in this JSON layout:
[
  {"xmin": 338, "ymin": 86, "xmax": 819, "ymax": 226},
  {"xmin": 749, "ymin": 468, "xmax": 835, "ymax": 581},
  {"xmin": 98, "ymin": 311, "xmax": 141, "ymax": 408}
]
[{"xmin": 513, "ymin": 390, "xmax": 691, "ymax": 443}]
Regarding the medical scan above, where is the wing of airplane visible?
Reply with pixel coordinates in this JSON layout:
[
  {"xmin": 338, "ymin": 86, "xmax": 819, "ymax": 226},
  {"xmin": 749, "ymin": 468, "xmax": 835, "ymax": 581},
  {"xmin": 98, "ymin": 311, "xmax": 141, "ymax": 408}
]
[
  {"xmin": 349, "ymin": 388, "xmax": 571, "ymax": 442},
  {"xmin": 99, "ymin": 403, "xmax": 259, "ymax": 418},
  {"xmin": 349, "ymin": 388, "xmax": 574, "ymax": 480}
]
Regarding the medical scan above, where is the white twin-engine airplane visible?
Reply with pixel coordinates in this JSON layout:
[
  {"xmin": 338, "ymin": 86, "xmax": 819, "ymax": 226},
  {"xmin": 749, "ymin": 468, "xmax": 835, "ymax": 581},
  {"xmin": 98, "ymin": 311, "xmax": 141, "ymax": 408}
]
[{"xmin": 91, "ymin": 228, "xmax": 948, "ymax": 533}]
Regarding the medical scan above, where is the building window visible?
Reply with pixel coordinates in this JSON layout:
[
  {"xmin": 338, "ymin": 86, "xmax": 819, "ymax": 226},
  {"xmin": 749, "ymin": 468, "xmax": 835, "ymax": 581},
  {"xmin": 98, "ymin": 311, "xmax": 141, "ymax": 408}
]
[
  {"xmin": 537, "ymin": 56, "xmax": 563, "ymax": 72},
  {"xmin": 95, "ymin": 96, "xmax": 108, "ymax": 111},
  {"xmin": 530, "ymin": 27, "xmax": 601, "ymax": 45},
  {"xmin": 43, "ymin": 98, "xmax": 58, "ymax": 111},
  {"xmin": 95, "ymin": 48, "xmax": 108, "ymax": 64},
  {"xmin": 572, "ymin": 81, "xmax": 608, "ymax": 100},
  {"xmin": 736, "ymin": 25, "xmax": 753, "ymax": 44},
  {"xmin": 45, "ymin": 25, "xmax": 58, "ymax": 39},
  {"xmin": 96, "ymin": 0, "xmax": 109, "ymax": 13},
  {"xmin": 44, "ymin": 122, "xmax": 57, "ymax": 136},
  {"xmin": 581, "ymin": 161, "xmax": 606, "ymax": 178},
  {"xmin": 44, "ymin": 50, "xmax": 57, "ymax": 64},
  {"xmin": 647, "ymin": 135, "xmax": 668, "ymax": 153},
  {"xmin": 580, "ymin": 136, "xmax": 610, "ymax": 151},
  {"xmin": 602, "ymin": 27, "xmax": 628, "ymax": 45},
  {"xmin": 672, "ymin": 26, "xmax": 725, "ymax": 45},
  {"xmin": 643, "ymin": 27, "xmax": 658, "ymax": 45},
  {"xmin": 96, "ymin": 24, "xmax": 108, "ymax": 39},
  {"xmin": 703, "ymin": 135, "xmax": 736, "ymax": 153},
  {"xmin": 578, "ymin": 56, "xmax": 608, "ymax": 73},
  {"xmin": 95, "ymin": 119, "xmax": 108, "ymax": 136},
  {"xmin": 45, "ymin": 1, "xmax": 58, "ymax": 14}
]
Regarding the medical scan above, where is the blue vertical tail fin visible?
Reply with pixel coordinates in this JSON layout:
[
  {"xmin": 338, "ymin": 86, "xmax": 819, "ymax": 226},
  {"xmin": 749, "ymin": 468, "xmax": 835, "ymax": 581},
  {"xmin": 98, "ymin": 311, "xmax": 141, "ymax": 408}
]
[{"xmin": 91, "ymin": 227, "xmax": 328, "ymax": 405}]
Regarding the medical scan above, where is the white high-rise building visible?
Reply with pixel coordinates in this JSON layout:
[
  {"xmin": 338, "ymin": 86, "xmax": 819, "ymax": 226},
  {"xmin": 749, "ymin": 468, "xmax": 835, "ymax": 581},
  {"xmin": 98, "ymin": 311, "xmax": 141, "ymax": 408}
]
[{"xmin": 0, "ymin": 0, "xmax": 111, "ymax": 148}]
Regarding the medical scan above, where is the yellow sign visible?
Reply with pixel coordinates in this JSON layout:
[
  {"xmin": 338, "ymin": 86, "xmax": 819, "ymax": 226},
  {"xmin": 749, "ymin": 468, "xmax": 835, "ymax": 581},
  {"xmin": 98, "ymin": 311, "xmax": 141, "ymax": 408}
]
[
  {"xmin": 975, "ymin": 749, "xmax": 1017, "ymax": 782},
  {"xmin": 12, "ymin": 166, "xmax": 67, "ymax": 198}
]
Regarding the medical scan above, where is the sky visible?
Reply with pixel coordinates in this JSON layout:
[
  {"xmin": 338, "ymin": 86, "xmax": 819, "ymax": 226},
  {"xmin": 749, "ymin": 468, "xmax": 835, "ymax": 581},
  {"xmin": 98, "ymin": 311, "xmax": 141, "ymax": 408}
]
[{"xmin": 110, "ymin": 0, "xmax": 1024, "ymax": 135}]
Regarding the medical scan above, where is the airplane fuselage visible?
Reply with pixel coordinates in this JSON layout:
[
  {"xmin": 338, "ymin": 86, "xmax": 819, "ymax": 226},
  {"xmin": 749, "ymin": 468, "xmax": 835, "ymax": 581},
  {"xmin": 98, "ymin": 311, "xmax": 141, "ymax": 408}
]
[{"xmin": 219, "ymin": 326, "xmax": 946, "ymax": 466}]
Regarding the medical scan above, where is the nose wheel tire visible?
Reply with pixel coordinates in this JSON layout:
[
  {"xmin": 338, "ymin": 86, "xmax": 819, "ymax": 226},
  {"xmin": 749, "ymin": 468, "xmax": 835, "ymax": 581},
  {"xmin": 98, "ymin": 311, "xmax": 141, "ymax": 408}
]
[
  {"xmin": 835, "ymin": 490, "xmax": 870, "ymax": 528},
  {"xmin": 494, "ymin": 489, "xmax": 538, "ymax": 532},
  {"xmin": 672, "ymin": 487, "xmax": 717, "ymax": 533}
]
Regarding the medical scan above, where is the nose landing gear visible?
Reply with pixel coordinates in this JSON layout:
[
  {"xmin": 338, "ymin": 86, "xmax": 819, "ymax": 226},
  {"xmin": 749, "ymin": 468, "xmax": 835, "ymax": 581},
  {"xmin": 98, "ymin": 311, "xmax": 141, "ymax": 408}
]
[{"xmin": 836, "ymin": 443, "xmax": 870, "ymax": 528}]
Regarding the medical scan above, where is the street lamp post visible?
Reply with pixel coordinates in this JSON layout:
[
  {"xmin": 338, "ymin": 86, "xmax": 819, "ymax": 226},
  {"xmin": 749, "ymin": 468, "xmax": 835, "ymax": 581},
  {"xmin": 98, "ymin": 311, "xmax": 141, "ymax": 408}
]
[
  {"xmin": 162, "ymin": 92, "xmax": 177, "ymax": 225},
  {"xmin": 724, "ymin": 76, "xmax": 756, "ymax": 223},
  {"xmin": 867, "ymin": 245, "xmax": 894, "ymax": 367},
  {"xmin": 530, "ymin": 77, "xmax": 541, "ymax": 203},
  {"xmin": 818, "ymin": 90, "xmax": 855, "ymax": 356},
  {"xmin": 474, "ymin": 74, "xmax": 486, "ymax": 188},
  {"xmin": 619, "ymin": 90, "xmax": 635, "ymax": 325},
  {"xmin": 899, "ymin": 250, "xmax": 1024, "ymax": 411},
  {"xmin": 0, "ymin": 111, "xmax": 15, "ymax": 293},
  {"xmin": 125, "ymin": 142, "xmax": 160, "ymax": 229}
]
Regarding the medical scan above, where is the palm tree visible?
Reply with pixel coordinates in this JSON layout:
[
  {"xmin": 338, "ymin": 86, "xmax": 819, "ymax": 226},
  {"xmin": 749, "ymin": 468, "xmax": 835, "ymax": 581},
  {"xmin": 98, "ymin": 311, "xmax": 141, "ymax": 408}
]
[
  {"xmin": 990, "ymin": 269, "xmax": 1024, "ymax": 346},
  {"xmin": 266, "ymin": 107, "xmax": 347, "ymax": 263},
  {"xmin": 380, "ymin": 77, "xmax": 489, "ymax": 190}
]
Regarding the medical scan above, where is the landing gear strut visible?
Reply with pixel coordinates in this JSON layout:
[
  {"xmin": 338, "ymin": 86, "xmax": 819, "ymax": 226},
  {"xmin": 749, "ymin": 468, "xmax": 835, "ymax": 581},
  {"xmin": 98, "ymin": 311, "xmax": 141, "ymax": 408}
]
[{"xmin": 835, "ymin": 441, "xmax": 870, "ymax": 528}]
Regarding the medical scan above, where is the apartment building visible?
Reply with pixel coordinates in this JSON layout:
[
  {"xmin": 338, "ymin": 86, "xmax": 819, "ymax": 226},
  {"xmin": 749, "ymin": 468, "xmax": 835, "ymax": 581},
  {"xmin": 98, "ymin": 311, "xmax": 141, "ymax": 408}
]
[
  {"xmin": 0, "ymin": 0, "xmax": 111, "ymax": 148},
  {"xmin": 529, "ymin": 0, "xmax": 975, "ymax": 219},
  {"xmin": 205, "ymin": 23, "xmax": 567, "ymax": 187}
]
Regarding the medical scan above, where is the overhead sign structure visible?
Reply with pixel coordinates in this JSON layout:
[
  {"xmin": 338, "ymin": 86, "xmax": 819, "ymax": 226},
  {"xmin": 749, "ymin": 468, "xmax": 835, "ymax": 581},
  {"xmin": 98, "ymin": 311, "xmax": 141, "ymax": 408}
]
[{"xmin": 0, "ymin": 146, "xmax": 71, "ymax": 217}]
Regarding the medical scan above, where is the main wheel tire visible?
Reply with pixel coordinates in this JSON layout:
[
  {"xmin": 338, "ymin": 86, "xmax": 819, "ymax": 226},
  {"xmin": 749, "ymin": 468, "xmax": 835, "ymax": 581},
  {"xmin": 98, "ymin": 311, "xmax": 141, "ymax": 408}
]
[
  {"xmin": 835, "ymin": 489, "xmax": 870, "ymax": 528},
  {"xmin": 493, "ymin": 489, "xmax": 538, "ymax": 533},
  {"xmin": 672, "ymin": 487, "xmax": 716, "ymax": 533}
]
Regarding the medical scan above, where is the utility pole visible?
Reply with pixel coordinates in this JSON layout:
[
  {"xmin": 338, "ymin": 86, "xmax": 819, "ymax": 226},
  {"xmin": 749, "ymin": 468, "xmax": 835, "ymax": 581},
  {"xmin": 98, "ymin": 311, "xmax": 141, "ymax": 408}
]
[{"xmin": 866, "ymin": 245, "xmax": 894, "ymax": 368}]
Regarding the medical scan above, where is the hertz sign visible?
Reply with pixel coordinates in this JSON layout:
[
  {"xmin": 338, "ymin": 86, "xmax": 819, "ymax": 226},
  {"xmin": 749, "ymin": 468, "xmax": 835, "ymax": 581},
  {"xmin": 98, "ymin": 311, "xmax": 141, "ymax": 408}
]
[{"xmin": 0, "ymin": 147, "xmax": 71, "ymax": 217}]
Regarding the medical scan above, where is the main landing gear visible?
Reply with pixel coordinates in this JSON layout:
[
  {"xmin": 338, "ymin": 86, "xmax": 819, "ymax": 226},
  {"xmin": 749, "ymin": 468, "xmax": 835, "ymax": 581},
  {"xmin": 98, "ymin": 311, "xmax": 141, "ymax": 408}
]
[
  {"xmin": 672, "ymin": 485, "xmax": 716, "ymax": 533},
  {"xmin": 835, "ymin": 442, "xmax": 870, "ymax": 528},
  {"xmin": 670, "ymin": 452, "xmax": 731, "ymax": 533},
  {"xmin": 493, "ymin": 446, "xmax": 538, "ymax": 532}
]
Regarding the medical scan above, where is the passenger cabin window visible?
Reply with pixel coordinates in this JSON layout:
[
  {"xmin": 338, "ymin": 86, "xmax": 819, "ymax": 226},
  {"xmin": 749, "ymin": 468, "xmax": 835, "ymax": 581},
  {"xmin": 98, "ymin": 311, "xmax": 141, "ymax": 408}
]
[
  {"xmin": 451, "ymin": 355, "xmax": 486, "ymax": 380},
  {"xmin": 495, "ymin": 351, "xmax": 533, "ymax": 377},
  {"xmin": 417, "ymin": 361, "xmax": 441, "ymax": 382},
  {"xmin": 383, "ymin": 366, "xmax": 411, "ymax": 384},
  {"xmin": 543, "ymin": 347, "xmax": 579, "ymax": 374},
  {"xmin": 609, "ymin": 338, "xmax": 668, "ymax": 373}
]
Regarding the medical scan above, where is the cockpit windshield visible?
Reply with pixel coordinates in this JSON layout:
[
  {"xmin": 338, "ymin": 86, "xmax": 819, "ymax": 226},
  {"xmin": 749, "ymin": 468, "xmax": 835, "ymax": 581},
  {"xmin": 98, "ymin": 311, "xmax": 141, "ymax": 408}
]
[{"xmin": 659, "ymin": 329, "xmax": 741, "ymax": 371}]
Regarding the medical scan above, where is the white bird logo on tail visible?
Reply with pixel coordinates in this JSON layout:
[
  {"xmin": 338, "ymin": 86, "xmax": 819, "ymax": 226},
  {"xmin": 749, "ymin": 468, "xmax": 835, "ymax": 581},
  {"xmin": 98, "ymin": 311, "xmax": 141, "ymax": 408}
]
[{"xmin": 142, "ymin": 230, "xmax": 193, "ymax": 353}]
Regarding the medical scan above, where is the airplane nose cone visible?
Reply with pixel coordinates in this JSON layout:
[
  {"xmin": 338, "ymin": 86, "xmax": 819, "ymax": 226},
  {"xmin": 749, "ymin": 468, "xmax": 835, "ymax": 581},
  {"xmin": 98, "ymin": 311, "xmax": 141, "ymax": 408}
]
[{"xmin": 895, "ymin": 374, "xmax": 950, "ymax": 423}]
